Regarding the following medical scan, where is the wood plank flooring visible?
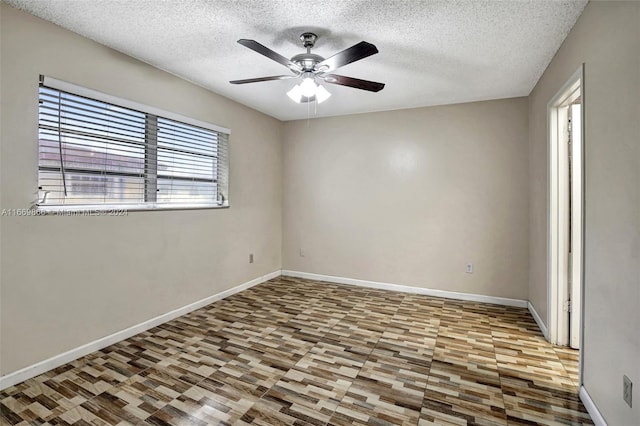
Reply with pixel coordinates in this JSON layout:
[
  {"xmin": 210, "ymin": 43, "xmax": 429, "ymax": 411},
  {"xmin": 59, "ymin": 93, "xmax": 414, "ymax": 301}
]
[{"xmin": 0, "ymin": 276, "xmax": 593, "ymax": 425}]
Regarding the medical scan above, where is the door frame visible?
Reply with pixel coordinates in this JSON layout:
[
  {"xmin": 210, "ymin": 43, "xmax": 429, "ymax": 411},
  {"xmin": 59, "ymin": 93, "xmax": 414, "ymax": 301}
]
[{"xmin": 546, "ymin": 64, "xmax": 585, "ymax": 369}]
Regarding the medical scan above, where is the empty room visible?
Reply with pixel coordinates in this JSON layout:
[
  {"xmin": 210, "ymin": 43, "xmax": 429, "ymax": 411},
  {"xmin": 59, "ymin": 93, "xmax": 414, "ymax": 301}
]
[{"xmin": 0, "ymin": 0, "xmax": 638, "ymax": 425}]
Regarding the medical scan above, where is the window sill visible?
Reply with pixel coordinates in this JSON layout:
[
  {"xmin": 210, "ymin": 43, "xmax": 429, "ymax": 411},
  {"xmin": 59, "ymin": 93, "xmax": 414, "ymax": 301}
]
[{"xmin": 35, "ymin": 203, "xmax": 229, "ymax": 214}]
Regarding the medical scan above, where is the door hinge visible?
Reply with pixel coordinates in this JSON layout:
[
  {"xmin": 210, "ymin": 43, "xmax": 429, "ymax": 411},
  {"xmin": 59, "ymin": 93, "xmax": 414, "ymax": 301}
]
[{"xmin": 564, "ymin": 300, "xmax": 571, "ymax": 312}]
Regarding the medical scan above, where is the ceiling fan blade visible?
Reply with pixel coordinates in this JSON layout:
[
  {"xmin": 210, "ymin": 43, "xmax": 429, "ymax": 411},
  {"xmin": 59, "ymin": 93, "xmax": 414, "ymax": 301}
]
[
  {"xmin": 237, "ymin": 39, "xmax": 302, "ymax": 72},
  {"xmin": 230, "ymin": 75, "xmax": 298, "ymax": 84},
  {"xmin": 322, "ymin": 74, "xmax": 385, "ymax": 92},
  {"xmin": 315, "ymin": 41, "xmax": 378, "ymax": 73}
]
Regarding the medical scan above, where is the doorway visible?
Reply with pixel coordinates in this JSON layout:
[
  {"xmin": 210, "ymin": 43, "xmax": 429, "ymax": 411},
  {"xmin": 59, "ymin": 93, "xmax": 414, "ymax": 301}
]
[{"xmin": 548, "ymin": 65, "xmax": 584, "ymax": 354}]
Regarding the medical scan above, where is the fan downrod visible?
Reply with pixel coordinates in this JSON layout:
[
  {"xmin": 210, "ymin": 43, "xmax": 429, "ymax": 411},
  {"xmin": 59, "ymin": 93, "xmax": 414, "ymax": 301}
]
[{"xmin": 291, "ymin": 32, "xmax": 324, "ymax": 71}]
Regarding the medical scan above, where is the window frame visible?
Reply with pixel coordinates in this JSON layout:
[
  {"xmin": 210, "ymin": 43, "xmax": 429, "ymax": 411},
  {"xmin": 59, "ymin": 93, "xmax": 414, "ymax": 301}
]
[{"xmin": 36, "ymin": 76, "xmax": 230, "ymax": 213}]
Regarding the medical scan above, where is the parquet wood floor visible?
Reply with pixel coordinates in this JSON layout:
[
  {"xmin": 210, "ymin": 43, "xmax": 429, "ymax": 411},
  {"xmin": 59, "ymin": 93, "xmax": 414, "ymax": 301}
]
[{"xmin": 0, "ymin": 276, "xmax": 592, "ymax": 425}]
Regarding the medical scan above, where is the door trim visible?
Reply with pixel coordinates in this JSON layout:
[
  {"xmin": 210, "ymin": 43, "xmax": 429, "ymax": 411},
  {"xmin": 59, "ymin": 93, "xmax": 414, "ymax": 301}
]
[{"xmin": 546, "ymin": 64, "xmax": 585, "ymax": 383}]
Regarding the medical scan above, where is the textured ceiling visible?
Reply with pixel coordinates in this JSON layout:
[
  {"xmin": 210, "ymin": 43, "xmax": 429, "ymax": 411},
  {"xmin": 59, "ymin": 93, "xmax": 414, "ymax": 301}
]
[{"xmin": 6, "ymin": 0, "xmax": 587, "ymax": 121}]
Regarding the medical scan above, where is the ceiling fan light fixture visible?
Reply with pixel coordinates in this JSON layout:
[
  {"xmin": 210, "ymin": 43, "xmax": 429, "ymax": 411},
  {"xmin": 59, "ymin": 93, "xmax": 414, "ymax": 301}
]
[{"xmin": 287, "ymin": 82, "xmax": 331, "ymax": 104}]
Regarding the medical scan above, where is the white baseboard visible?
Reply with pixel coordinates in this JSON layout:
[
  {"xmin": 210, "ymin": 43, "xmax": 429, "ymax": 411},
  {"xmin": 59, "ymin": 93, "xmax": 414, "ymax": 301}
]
[
  {"xmin": 281, "ymin": 270, "xmax": 528, "ymax": 308},
  {"xmin": 527, "ymin": 301, "xmax": 549, "ymax": 339},
  {"xmin": 580, "ymin": 386, "xmax": 607, "ymax": 426},
  {"xmin": 0, "ymin": 270, "xmax": 281, "ymax": 391}
]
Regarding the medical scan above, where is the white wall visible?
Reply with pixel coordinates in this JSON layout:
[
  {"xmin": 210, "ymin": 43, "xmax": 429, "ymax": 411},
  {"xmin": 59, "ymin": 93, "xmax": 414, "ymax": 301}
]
[
  {"xmin": 283, "ymin": 98, "xmax": 529, "ymax": 300},
  {"xmin": 528, "ymin": 2, "xmax": 639, "ymax": 424},
  {"xmin": 0, "ymin": 4, "xmax": 283, "ymax": 375}
]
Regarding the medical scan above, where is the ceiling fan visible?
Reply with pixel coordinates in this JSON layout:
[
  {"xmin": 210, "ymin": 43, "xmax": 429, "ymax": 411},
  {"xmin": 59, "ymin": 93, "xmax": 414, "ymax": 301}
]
[{"xmin": 230, "ymin": 32, "xmax": 385, "ymax": 104}]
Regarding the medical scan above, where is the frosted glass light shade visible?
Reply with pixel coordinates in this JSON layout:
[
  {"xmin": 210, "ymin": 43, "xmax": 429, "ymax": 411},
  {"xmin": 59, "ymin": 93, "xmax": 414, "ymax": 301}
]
[
  {"xmin": 287, "ymin": 84, "xmax": 303, "ymax": 102},
  {"xmin": 315, "ymin": 85, "xmax": 331, "ymax": 104},
  {"xmin": 299, "ymin": 77, "xmax": 317, "ymax": 97}
]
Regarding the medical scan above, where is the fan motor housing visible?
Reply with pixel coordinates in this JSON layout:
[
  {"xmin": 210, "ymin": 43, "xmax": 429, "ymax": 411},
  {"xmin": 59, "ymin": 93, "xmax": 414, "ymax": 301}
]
[{"xmin": 291, "ymin": 53, "xmax": 324, "ymax": 72}]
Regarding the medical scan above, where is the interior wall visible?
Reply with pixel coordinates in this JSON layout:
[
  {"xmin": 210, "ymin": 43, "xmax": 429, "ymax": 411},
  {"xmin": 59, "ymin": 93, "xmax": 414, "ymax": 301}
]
[
  {"xmin": 283, "ymin": 98, "xmax": 529, "ymax": 300},
  {"xmin": 0, "ymin": 4, "xmax": 283, "ymax": 376},
  {"xmin": 528, "ymin": 2, "xmax": 639, "ymax": 424}
]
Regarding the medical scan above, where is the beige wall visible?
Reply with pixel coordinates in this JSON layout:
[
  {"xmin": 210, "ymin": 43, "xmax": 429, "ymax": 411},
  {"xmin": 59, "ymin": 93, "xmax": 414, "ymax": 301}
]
[
  {"xmin": 283, "ymin": 98, "xmax": 529, "ymax": 300},
  {"xmin": 0, "ymin": 4, "xmax": 283, "ymax": 375},
  {"xmin": 528, "ymin": 2, "xmax": 639, "ymax": 424}
]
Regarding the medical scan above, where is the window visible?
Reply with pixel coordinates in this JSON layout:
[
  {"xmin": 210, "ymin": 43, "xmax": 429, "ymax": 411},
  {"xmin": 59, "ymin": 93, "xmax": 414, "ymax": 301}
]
[{"xmin": 37, "ymin": 76, "xmax": 229, "ymax": 211}]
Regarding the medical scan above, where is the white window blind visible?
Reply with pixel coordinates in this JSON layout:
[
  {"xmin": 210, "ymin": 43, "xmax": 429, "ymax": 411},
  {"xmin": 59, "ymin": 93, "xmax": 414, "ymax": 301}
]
[{"xmin": 37, "ymin": 77, "xmax": 229, "ymax": 210}]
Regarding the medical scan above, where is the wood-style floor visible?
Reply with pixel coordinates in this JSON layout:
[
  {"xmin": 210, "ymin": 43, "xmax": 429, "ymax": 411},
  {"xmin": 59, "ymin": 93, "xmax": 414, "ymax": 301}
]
[{"xmin": 0, "ymin": 276, "xmax": 592, "ymax": 425}]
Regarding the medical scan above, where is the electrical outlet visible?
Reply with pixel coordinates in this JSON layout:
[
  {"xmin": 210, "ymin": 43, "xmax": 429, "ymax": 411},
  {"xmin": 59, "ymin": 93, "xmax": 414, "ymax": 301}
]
[
  {"xmin": 623, "ymin": 375, "xmax": 632, "ymax": 407},
  {"xmin": 466, "ymin": 263, "xmax": 473, "ymax": 273},
  {"xmin": 249, "ymin": 253, "xmax": 254, "ymax": 264},
  {"xmin": 299, "ymin": 248, "xmax": 305, "ymax": 257}
]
